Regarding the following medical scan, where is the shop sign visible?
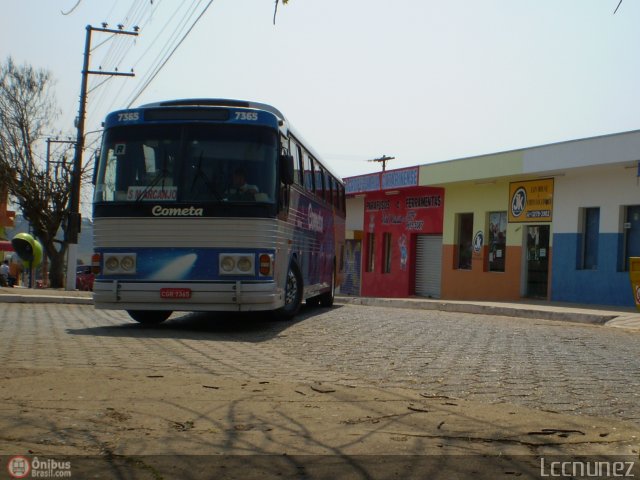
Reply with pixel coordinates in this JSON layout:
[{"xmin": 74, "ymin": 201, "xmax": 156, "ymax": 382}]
[
  {"xmin": 473, "ymin": 230, "xmax": 484, "ymax": 254},
  {"xmin": 508, "ymin": 178, "xmax": 554, "ymax": 223},
  {"xmin": 382, "ymin": 168, "xmax": 418, "ymax": 189},
  {"xmin": 345, "ymin": 174, "xmax": 380, "ymax": 194}
]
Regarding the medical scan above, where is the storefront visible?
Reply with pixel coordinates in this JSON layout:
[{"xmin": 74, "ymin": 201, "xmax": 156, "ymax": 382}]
[
  {"xmin": 435, "ymin": 176, "xmax": 555, "ymax": 302},
  {"xmin": 343, "ymin": 129, "xmax": 640, "ymax": 307},
  {"xmin": 344, "ymin": 168, "xmax": 444, "ymax": 298}
]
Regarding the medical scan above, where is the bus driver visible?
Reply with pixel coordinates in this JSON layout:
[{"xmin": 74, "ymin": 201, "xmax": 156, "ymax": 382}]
[{"xmin": 225, "ymin": 167, "xmax": 259, "ymax": 200}]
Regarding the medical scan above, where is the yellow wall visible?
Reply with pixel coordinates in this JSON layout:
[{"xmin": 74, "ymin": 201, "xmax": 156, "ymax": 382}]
[
  {"xmin": 440, "ymin": 182, "xmax": 551, "ymax": 247},
  {"xmin": 420, "ymin": 150, "xmax": 523, "ymax": 185}
]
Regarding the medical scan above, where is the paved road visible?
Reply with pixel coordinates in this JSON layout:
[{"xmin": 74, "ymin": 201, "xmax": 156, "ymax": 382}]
[{"xmin": 2, "ymin": 302, "xmax": 639, "ymax": 424}]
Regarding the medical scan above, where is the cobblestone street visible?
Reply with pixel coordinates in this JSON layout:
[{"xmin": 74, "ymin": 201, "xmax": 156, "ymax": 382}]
[{"xmin": 2, "ymin": 302, "xmax": 639, "ymax": 424}]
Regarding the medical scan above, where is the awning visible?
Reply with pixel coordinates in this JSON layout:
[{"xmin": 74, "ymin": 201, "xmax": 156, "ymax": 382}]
[{"xmin": 0, "ymin": 240, "xmax": 14, "ymax": 252}]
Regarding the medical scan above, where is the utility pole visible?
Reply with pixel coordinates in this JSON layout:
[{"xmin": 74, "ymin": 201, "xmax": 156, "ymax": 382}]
[
  {"xmin": 66, "ymin": 24, "xmax": 138, "ymax": 291},
  {"xmin": 44, "ymin": 138, "xmax": 75, "ymax": 287},
  {"xmin": 368, "ymin": 154, "xmax": 395, "ymax": 172},
  {"xmin": 46, "ymin": 138, "xmax": 75, "ymax": 175}
]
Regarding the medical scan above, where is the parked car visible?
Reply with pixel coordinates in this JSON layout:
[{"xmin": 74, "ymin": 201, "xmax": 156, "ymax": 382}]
[{"xmin": 76, "ymin": 265, "xmax": 95, "ymax": 291}]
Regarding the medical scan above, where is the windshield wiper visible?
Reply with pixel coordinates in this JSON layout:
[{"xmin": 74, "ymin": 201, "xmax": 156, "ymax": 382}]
[
  {"xmin": 135, "ymin": 151, "xmax": 172, "ymax": 202},
  {"xmin": 190, "ymin": 152, "xmax": 223, "ymax": 201}
]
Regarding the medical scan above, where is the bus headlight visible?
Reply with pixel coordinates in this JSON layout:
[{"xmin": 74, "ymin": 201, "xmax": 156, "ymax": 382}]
[
  {"xmin": 105, "ymin": 256, "xmax": 120, "ymax": 272},
  {"xmin": 220, "ymin": 256, "xmax": 235, "ymax": 273},
  {"xmin": 120, "ymin": 255, "xmax": 136, "ymax": 271},
  {"xmin": 103, "ymin": 253, "xmax": 137, "ymax": 275},
  {"xmin": 237, "ymin": 257, "xmax": 252, "ymax": 273},
  {"xmin": 219, "ymin": 254, "xmax": 254, "ymax": 275}
]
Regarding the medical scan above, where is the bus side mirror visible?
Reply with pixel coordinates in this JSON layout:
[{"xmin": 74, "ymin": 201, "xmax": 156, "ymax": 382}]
[{"xmin": 280, "ymin": 154, "xmax": 294, "ymax": 185}]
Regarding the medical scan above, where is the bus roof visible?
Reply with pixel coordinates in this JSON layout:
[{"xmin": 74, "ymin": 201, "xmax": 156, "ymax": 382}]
[{"xmin": 140, "ymin": 98, "xmax": 287, "ymax": 123}]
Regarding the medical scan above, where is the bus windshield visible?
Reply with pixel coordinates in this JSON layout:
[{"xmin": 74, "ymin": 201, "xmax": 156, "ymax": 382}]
[{"xmin": 94, "ymin": 124, "xmax": 277, "ymax": 204}]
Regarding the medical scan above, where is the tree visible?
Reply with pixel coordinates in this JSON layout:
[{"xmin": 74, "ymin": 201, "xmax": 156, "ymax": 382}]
[
  {"xmin": 0, "ymin": 57, "xmax": 88, "ymax": 288},
  {"xmin": 273, "ymin": 0, "xmax": 290, "ymax": 24}
]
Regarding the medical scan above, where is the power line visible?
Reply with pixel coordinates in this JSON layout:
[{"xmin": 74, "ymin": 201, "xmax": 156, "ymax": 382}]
[
  {"xmin": 614, "ymin": 0, "xmax": 623, "ymax": 14},
  {"xmin": 61, "ymin": 0, "xmax": 82, "ymax": 15},
  {"xmin": 92, "ymin": 1, "xmax": 195, "ymax": 121},
  {"xmin": 126, "ymin": 0, "xmax": 214, "ymax": 107}
]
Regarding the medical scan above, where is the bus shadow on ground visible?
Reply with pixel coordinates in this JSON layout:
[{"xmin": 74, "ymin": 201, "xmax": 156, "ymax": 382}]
[{"xmin": 66, "ymin": 304, "xmax": 342, "ymax": 343}]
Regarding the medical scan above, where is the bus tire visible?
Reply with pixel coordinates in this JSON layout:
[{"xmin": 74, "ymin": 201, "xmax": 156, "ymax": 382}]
[
  {"xmin": 319, "ymin": 265, "xmax": 335, "ymax": 308},
  {"xmin": 275, "ymin": 261, "xmax": 303, "ymax": 320},
  {"xmin": 127, "ymin": 310, "xmax": 172, "ymax": 324}
]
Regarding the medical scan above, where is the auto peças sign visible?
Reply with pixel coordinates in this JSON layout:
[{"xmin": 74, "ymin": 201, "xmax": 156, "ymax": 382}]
[{"xmin": 508, "ymin": 178, "xmax": 554, "ymax": 223}]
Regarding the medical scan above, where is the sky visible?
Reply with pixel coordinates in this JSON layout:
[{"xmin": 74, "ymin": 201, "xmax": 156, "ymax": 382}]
[{"xmin": 2, "ymin": 0, "xmax": 640, "ymax": 191}]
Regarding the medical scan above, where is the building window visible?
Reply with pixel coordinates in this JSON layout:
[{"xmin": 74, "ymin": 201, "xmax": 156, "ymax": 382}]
[
  {"xmin": 382, "ymin": 233, "xmax": 392, "ymax": 273},
  {"xmin": 457, "ymin": 213, "xmax": 473, "ymax": 270},
  {"xmin": 366, "ymin": 233, "xmax": 375, "ymax": 272},
  {"xmin": 488, "ymin": 211, "xmax": 507, "ymax": 272},
  {"xmin": 623, "ymin": 205, "xmax": 640, "ymax": 271},
  {"xmin": 580, "ymin": 207, "xmax": 600, "ymax": 270}
]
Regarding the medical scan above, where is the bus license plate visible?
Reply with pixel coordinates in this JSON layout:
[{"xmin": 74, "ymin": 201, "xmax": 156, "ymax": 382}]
[{"xmin": 160, "ymin": 288, "xmax": 192, "ymax": 299}]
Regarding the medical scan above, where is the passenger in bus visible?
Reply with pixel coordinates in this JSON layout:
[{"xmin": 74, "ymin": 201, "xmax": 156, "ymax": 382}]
[{"xmin": 225, "ymin": 167, "xmax": 259, "ymax": 200}]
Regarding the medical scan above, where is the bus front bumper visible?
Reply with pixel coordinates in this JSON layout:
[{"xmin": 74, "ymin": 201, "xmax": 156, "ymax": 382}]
[{"xmin": 93, "ymin": 280, "xmax": 284, "ymax": 312}]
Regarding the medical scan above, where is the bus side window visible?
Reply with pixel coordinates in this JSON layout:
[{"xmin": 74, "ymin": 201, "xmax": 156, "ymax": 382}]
[
  {"xmin": 324, "ymin": 170, "xmax": 332, "ymax": 204},
  {"xmin": 339, "ymin": 183, "xmax": 346, "ymax": 214},
  {"xmin": 313, "ymin": 160, "xmax": 324, "ymax": 199},
  {"xmin": 331, "ymin": 176, "xmax": 339, "ymax": 208},
  {"xmin": 303, "ymin": 152, "xmax": 314, "ymax": 192},
  {"xmin": 290, "ymin": 140, "xmax": 303, "ymax": 187}
]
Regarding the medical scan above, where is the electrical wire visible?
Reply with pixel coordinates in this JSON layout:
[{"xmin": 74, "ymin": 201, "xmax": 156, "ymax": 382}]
[
  {"xmin": 88, "ymin": 0, "xmax": 166, "ymax": 124},
  {"xmin": 124, "ymin": 0, "xmax": 200, "ymax": 100},
  {"xmin": 83, "ymin": 0, "xmax": 212, "ymax": 134},
  {"xmin": 85, "ymin": 1, "xmax": 155, "ymax": 128},
  {"xmin": 126, "ymin": 0, "xmax": 214, "ymax": 107}
]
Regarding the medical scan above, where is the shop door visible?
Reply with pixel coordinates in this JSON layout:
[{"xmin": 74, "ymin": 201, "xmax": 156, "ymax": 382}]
[
  {"xmin": 526, "ymin": 225, "xmax": 550, "ymax": 298},
  {"xmin": 341, "ymin": 240, "xmax": 362, "ymax": 296},
  {"xmin": 415, "ymin": 235, "xmax": 442, "ymax": 298}
]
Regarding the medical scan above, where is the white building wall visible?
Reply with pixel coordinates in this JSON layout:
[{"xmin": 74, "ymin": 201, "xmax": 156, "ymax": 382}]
[
  {"xmin": 523, "ymin": 130, "xmax": 640, "ymax": 173},
  {"xmin": 345, "ymin": 196, "xmax": 364, "ymax": 236},
  {"xmin": 554, "ymin": 165, "xmax": 640, "ymax": 234}
]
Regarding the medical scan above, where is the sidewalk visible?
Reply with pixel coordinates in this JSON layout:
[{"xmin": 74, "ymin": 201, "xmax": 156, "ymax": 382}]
[
  {"xmin": 0, "ymin": 286, "xmax": 93, "ymax": 305},
  {"xmin": 337, "ymin": 295, "xmax": 640, "ymax": 332},
  {"xmin": 1, "ymin": 286, "xmax": 639, "ymax": 331}
]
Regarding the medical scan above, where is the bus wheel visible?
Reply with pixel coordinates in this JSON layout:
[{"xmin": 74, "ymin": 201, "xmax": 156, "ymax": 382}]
[
  {"xmin": 275, "ymin": 261, "xmax": 303, "ymax": 320},
  {"xmin": 127, "ymin": 310, "xmax": 172, "ymax": 324},
  {"xmin": 319, "ymin": 266, "xmax": 335, "ymax": 308}
]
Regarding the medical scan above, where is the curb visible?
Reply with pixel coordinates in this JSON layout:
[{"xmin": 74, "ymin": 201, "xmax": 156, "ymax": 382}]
[
  {"xmin": 1, "ymin": 292, "xmax": 636, "ymax": 330},
  {"xmin": 0, "ymin": 294, "xmax": 93, "ymax": 305},
  {"xmin": 336, "ymin": 296, "xmax": 618, "ymax": 325}
]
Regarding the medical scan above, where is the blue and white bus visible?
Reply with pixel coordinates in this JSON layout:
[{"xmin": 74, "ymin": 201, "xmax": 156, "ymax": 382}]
[{"xmin": 92, "ymin": 99, "xmax": 345, "ymax": 323}]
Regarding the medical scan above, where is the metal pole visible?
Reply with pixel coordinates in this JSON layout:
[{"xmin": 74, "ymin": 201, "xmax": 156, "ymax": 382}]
[{"xmin": 46, "ymin": 138, "xmax": 50, "ymax": 176}]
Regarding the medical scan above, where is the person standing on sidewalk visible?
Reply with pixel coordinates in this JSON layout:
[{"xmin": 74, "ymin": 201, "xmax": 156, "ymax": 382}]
[
  {"xmin": 8, "ymin": 257, "xmax": 20, "ymax": 287},
  {"xmin": 0, "ymin": 259, "xmax": 9, "ymax": 287}
]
